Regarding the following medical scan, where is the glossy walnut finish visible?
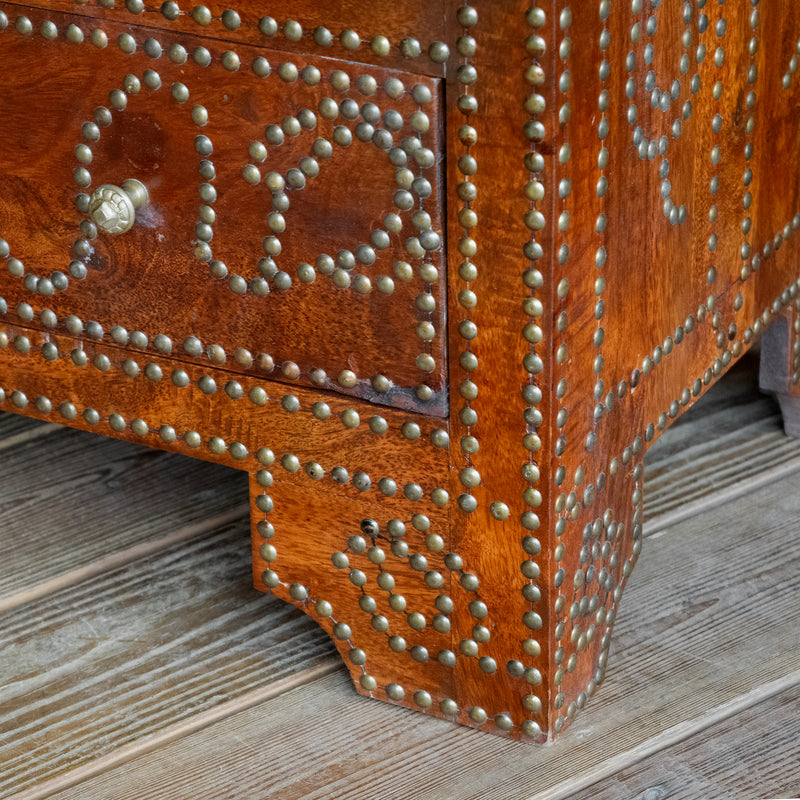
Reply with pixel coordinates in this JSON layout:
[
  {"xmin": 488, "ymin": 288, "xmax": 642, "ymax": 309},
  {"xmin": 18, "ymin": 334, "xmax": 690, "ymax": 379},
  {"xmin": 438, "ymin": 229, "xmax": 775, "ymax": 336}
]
[{"xmin": 1, "ymin": 0, "xmax": 800, "ymax": 743}]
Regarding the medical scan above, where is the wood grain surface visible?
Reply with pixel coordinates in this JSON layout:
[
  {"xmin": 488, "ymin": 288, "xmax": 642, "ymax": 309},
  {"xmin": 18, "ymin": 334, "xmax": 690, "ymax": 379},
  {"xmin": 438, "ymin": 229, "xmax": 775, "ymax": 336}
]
[
  {"xmin": 0, "ymin": 522, "xmax": 338, "ymax": 798},
  {"xmin": 0, "ymin": 411, "xmax": 58, "ymax": 453},
  {"xmin": 565, "ymin": 686, "xmax": 800, "ymax": 800},
  {"xmin": 1, "ymin": 357, "xmax": 798, "ymax": 798},
  {"xmin": 0, "ymin": 322, "xmax": 450, "ymax": 490},
  {"xmin": 644, "ymin": 351, "xmax": 800, "ymax": 527}
]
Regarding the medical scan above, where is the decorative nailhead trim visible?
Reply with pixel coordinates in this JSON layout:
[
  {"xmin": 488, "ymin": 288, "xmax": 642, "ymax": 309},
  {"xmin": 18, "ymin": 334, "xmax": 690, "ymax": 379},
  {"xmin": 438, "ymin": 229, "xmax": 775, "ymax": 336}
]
[
  {"xmin": 454, "ymin": 1, "xmax": 482, "ymax": 516},
  {"xmin": 555, "ymin": 218, "xmax": 800, "ymax": 520},
  {"xmin": 254, "ymin": 483, "xmax": 513, "ymax": 727},
  {"xmin": 546, "ymin": 0, "xmax": 794, "ymax": 440},
  {"xmin": 589, "ymin": 0, "xmax": 610, "ymax": 441},
  {"xmin": 0, "ymin": 325, "xmax": 452, "ymax": 507},
  {"xmin": 91, "ymin": 0, "xmax": 452, "ymax": 68},
  {"xmin": 255, "ymin": 488, "xmax": 378, "ymax": 694},
  {"xmin": 517, "ymin": 0, "xmax": 549, "ymax": 741},
  {"xmin": 738, "ymin": 8, "xmax": 759, "ymax": 289},
  {"xmin": 550, "ymin": 266, "xmax": 800, "ymax": 727}
]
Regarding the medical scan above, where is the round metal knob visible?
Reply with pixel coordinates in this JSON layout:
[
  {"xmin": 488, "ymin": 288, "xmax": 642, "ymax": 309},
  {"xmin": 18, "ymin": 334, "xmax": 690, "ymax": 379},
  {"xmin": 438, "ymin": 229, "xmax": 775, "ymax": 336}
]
[{"xmin": 88, "ymin": 179, "xmax": 149, "ymax": 234}]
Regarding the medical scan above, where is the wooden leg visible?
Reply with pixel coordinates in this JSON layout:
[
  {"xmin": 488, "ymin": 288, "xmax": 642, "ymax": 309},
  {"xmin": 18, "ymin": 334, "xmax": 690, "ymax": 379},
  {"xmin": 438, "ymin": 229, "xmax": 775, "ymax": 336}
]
[
  {"xmin": 759, "ymin": 306, "xmax": 800, "ymax": 438},
  {"xmin": 249, "ymin": 456, "xmax": 643, "ymax": 741},
  {"xmin": 249, "ymin": 473, "xmax": 460, "ymax": 726},
  {"xmin": 544, "ymin": 452, "xmax": 644, "ymax": 736}
]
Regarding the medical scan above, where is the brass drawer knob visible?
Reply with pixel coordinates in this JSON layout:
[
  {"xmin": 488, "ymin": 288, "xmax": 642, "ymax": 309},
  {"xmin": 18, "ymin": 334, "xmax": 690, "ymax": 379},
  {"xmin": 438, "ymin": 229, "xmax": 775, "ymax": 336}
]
[{"xmin": 88, "ymin": 179, "xmax": 149, "ymax": 234}]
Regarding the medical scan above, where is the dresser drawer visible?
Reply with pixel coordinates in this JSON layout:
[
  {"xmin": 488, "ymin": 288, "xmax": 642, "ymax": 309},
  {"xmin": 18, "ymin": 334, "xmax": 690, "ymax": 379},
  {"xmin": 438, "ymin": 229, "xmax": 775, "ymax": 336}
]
[{"xmin": 0, "ymin": 3, "xmax": 446, "ymax": 413}]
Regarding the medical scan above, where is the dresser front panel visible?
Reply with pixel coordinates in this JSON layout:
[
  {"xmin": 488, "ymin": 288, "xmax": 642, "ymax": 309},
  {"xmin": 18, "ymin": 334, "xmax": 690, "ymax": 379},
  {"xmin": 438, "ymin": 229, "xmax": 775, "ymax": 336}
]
[{"xmin": 0, "ymin": 4, "xmax": 446, "ymax": 414}]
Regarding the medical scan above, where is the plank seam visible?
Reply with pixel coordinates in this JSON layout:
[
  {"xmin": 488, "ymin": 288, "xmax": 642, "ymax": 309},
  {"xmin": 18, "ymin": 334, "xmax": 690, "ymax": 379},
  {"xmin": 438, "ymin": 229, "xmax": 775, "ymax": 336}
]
[
  {"xmin": 527, "ymin": 669, "xmax": 800, "ymax": 800},
  {"xmin": 0, "ymin": 503, "xmax": 250, "ymax": 613},
  {"xmin": 0, "ymin": 422, "xmax": 61, "ymax": 453},
  {"xmin": 7, "ymin": 659, "xmax": 343, "ymax": 800},
  {"xmin": 644, "ymin": 455, "xmax": 800, "ymax": 539}
]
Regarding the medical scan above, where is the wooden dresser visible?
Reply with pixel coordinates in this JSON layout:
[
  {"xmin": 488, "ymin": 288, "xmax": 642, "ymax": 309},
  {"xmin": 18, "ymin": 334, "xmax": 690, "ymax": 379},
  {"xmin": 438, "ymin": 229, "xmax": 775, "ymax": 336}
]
[{"xmin": 1, "ymin": 0, "xmax": 798, "ymax": 742}]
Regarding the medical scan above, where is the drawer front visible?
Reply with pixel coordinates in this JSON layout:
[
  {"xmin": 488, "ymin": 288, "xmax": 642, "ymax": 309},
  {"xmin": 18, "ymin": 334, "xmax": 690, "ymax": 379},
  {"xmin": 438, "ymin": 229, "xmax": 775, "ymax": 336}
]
[
  {"xmin": 3, "ymin": 0, "xmax": 449, "ymax": 74},
  {"xmin": 0, "ymin": 4, "xmax": 446, "ymax": 414}
]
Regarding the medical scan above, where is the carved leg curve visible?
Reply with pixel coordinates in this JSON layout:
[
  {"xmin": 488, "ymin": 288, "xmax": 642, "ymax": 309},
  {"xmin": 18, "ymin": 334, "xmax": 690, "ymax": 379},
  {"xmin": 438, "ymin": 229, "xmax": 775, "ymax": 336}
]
[
  {"xmin": 250, "ymin": 453, "xmax": 643, "ymax": 741},
  {"xmin": 250, "ymin": 474, "xmax": 459, "ymax": 723}
]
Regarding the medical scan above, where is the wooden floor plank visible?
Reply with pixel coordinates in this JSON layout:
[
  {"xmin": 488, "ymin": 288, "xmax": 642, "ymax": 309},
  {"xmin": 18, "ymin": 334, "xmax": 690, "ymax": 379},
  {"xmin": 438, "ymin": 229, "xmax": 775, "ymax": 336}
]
[
  {"xmin": 0, "ymin": 522, "xmax": 338, "ymax": 798},
  {"xmin": 0, "ymin": 424, "xmax": 248, "ymax": 603},
  {"xmin": 40, "ymin": 671, "xmax": 800, "ymax": 800},
  {"xmin": 646, "ymin": 352, "xmax": 772, "ymax": 463},
  {"xmin": 562, "ymin": 685, "xmax": 800, "ymax": 800},
  {"xmin": 644, "ymin": 426, "xmax": 800, "ymax": 530},
  {"xmin": 34, "ymin": 451, "xmax": 800, "ymax": 800},
  {"xmin": 0, "ymin": 410, "xmax": 60, "ymax": 453},
  {"xmin": 644, "ymin": 353, "xmax": 800, "ymax": 526}
]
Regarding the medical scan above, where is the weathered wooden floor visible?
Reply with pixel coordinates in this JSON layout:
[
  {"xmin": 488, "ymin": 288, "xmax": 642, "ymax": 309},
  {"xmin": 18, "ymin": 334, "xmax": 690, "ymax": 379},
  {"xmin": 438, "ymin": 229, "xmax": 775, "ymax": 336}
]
[{"xmin": 0, "ymin": 352, "xmax": 798, "ymax": 800}]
